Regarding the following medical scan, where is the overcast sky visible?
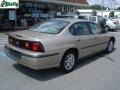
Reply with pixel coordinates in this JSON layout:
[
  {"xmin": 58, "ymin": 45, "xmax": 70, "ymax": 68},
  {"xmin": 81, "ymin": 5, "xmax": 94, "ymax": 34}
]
[{"xmin": 87, "ymin": 0, "xmax": 120, "ymax": 8}]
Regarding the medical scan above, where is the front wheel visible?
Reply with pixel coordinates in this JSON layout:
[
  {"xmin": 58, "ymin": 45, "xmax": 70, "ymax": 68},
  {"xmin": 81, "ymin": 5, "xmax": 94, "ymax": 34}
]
[
  {"xmin": 60, "ymin": 51, "xmax": 77, "ymax": 73},
  {"xmin": 106, "ymin": 40, "xmax": 114, "ymax": 53}
]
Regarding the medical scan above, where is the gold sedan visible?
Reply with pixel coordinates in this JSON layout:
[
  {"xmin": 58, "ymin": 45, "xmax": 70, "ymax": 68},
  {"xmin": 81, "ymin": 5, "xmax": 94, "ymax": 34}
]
[{"xmin": 5, "ymin": 19, "xmax": 115, "ymax": 73}]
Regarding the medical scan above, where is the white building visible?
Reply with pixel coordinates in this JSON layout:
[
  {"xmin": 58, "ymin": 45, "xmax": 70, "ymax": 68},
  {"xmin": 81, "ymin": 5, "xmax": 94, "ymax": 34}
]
[
  {"xmin": 77, "ymin": 9, "xmax": 94, "ymax": 16},
  {"xmin": 97, "ymin": 10, "xmax": 120, "ymax": 18}
]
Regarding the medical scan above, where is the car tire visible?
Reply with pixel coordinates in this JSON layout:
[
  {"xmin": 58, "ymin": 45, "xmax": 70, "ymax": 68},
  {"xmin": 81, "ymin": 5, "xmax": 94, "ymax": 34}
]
[
  {"xmin": 60, "ymin": 51, "xmax": 77, "ymax": 73},
  {"xmin": 105, "ymin": 26, "xmax": 110, "ymax": 31},
  {"xmin": 106, "ymin": 40, "xmax": 114, "ymax": 53}
]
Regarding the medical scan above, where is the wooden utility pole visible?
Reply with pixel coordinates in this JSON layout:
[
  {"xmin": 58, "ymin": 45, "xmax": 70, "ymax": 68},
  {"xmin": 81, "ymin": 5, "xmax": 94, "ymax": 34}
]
[{"xmin": 101, "ymin": 0, "xmax": 104, "ymax": 16}]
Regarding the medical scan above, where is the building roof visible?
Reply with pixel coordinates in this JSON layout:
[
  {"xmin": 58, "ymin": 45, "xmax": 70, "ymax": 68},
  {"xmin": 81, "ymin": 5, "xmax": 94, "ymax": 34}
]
[
  {"xmin": 65, "ymin": 0, "xmax": 88, "ymax": 5},
  {"xmin": 20, "ymin": 0, "xmax": 89, "ymax": 6},
  {"xmin": 77, "ymin": 9, "xmax": 94, "ymax": 13}
]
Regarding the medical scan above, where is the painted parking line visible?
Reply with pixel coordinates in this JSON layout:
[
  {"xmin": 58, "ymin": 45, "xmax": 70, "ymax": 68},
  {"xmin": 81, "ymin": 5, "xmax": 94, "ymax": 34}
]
[{"xmin": 0, "ymin": 51, "xmax": 9, "ymax": 59}]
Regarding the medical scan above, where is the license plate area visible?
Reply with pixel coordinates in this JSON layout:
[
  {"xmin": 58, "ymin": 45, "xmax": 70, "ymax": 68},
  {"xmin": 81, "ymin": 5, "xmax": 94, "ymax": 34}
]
[{"xmin": 9, "ymin": 48, "xmax": 21, "ymax": 60}]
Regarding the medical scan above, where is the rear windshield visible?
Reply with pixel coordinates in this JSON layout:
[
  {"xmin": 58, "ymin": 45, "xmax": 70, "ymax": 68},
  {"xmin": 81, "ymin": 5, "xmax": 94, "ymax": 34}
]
[
  {"xmin": 29, "ymin": 20, "xmax": 70, "ymax": 34},
  {"xmin": 56, "ymin": 15, "xmax": 74, "ymax": 18},
  {"xmin": 89, "ymin": 17, "xmax": 96, "ymax": 22},
  {"xmin": 78, "ymin": 16, "xmax": 87, "ymax": 20}
]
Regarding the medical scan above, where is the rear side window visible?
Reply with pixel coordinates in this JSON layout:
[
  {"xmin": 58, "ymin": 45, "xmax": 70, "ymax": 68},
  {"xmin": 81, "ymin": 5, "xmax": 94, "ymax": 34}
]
[
  {"xmin": 29, "ymin": 20, "xmax": 70, "ymax": 34},
  {"xmin": 89, "ymin": 22, "xmax": 103, "ymax": 34},
  {"xmin": 69, "ymin": 22, "xmax": 91, "ymax": 35}
]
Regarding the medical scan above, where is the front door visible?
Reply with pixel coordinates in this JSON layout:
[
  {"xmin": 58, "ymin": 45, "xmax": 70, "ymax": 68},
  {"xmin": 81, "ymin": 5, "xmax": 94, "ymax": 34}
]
[{"xmin": 88, "ymin": 22, "xmax": 109, "ymax": 53}]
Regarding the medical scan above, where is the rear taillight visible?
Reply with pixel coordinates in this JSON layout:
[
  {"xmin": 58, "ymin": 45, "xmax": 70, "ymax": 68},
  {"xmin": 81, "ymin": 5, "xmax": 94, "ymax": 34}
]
[
  {"xmin": 24, "ymin": 41, "xmax": 45, "ymax": 52},
  {"xmin": 113, "ymin": 21, "xmax": 117, "ymax": 24},
  {"xmin": 9, "ymin": 36, "xmax": 14, "ymax": 44},
  {"xmin": 9, "ymin": 38, "xmax": 13, "ymax": 44},
  {"xmin": 113, "ymin": 21, "xmax": 119, "ymax": 24},
  {"xmin": 9, "ymin": 36, "xmax": 44, "ymax": 52},
  {"xmin": 117, "ymin": 19, "xmax": 119, "ymax": 24},
  {"xmin": 24, "ymin": 41, "xmax": 31, "ymax": 49},
  {"xmin": 31, "ymin": 42, "xmax": 44, "ymax": 52},
  {"xmin": 112, "ymin": 19, "xmax": 119, "ymax": 25}
]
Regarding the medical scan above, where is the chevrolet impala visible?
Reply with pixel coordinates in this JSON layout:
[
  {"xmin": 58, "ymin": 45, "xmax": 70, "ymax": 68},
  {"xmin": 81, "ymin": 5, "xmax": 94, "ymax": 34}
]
[{"xmin": 5, "ymin": 19, "xmax": 115, "ymax": 73}]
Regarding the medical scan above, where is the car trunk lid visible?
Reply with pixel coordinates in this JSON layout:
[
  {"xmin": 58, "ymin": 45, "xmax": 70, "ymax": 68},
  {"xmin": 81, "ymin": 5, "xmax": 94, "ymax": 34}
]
[{"xmin": 10, "ymin": 30, "xmax": 54, "ymax": 41}]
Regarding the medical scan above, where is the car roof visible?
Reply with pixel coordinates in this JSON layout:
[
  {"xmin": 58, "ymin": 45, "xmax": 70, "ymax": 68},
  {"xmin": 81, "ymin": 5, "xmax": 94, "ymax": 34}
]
[{"xmin": 50, "ymin": 18, "xmax": 89, "ymax": 23}]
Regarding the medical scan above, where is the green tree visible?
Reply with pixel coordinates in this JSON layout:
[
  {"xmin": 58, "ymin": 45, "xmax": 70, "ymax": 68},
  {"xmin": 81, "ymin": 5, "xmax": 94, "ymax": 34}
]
[
  {"xmin": 109, "ymin": 11, "xmax": 114, "ymax": 18},
  {"xmin": 90, "ymin": 5, "xmax": 102, "ymax": 10},
  {"xmin": 77, "ymin": 4, "xmax": 109, "ymax": 10}
]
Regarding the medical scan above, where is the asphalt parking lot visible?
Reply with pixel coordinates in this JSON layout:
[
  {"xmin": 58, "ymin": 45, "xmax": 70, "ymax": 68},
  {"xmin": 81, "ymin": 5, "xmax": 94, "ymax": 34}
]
[{"xmin": 0, "ymin": 31, "xmax": 120, "ymax": 90}]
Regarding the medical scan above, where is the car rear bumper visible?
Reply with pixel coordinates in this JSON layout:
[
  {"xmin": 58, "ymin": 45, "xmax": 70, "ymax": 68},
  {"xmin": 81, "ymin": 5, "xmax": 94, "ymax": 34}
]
[
  {"xmin": 4, "ymin": 44, "xmax": 60, "ymax": 70},
  {"xmin": 114, "ymin": 25, "xmax": 120, "ymax": 30},
  {"xmin": 111, "ymin": 25, "xmax": 120, "ymax": 30}
]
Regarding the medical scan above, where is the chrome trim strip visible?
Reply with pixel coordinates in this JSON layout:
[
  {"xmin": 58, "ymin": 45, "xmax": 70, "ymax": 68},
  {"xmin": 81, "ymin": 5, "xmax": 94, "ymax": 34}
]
[{"xmin": 81, "ymin": 42, "xmax": 108, "ymax": 49}]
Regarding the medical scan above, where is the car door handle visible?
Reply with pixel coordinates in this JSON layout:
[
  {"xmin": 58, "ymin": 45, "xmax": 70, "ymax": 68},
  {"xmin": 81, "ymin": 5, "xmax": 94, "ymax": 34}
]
[
  {"xmin": 77, "ymin": 40, "xmax": 81, "ymax": 42},
  {"xmin": 94, "ymin": 37, "xmax": 98, "ymax": 39}
]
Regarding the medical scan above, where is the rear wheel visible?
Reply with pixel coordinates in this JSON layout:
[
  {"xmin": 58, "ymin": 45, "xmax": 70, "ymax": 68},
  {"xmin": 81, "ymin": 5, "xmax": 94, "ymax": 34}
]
[
  {"xmin": 60, "ymin": 51, "xmax": 77, "ymax": 73},
  {"xmin": 106, "ymin": 40, "xmax": 114, "ymax": 53},
  {"xmin": 105, "ymin": 26, "xmax": 110, "ymax": 31}
]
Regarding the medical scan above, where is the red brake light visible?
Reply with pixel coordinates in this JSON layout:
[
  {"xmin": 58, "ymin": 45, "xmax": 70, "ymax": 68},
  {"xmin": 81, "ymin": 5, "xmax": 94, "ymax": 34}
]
[
  {"xmin": 24, "ymin": 41, "xmax": 31, "ymax": 49},
  {"xmin": 9, "ymin": 35, "xmax": 44, "ymax": 52},
  {"xmin": 113, "ymin": 22, "xmax": 117, "ymax": 24},
  {"xmin": 10, "ymin": 38, "xmax": 13, "ymax": 43},
  {"xmin": 9, "ymin": 36, "xmax": 13, "ymax": 44},
  {"xmin": 31, "ymin": 42, "xmax": 44, "ymax": 52}
]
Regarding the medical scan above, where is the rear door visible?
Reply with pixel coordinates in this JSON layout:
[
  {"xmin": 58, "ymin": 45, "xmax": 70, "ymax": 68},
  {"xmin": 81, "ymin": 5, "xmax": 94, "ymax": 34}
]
[{"xmin": 69, "ymin": 22, "xmax": 100, "ymax": 58}]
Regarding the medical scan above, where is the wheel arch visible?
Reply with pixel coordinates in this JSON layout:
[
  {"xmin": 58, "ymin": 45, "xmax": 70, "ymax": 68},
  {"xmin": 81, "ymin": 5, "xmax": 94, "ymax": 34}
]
[
  {"xmin": 60, "ymin": 48, "xmax": 79, "ymax": 63},
  {"xmin": 60, "ymin": 48, "xmax": 79, "ymax": 73},
  {"xmin": 110, "ymin": 37, "xmax": 115, "ymax": 44}
]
